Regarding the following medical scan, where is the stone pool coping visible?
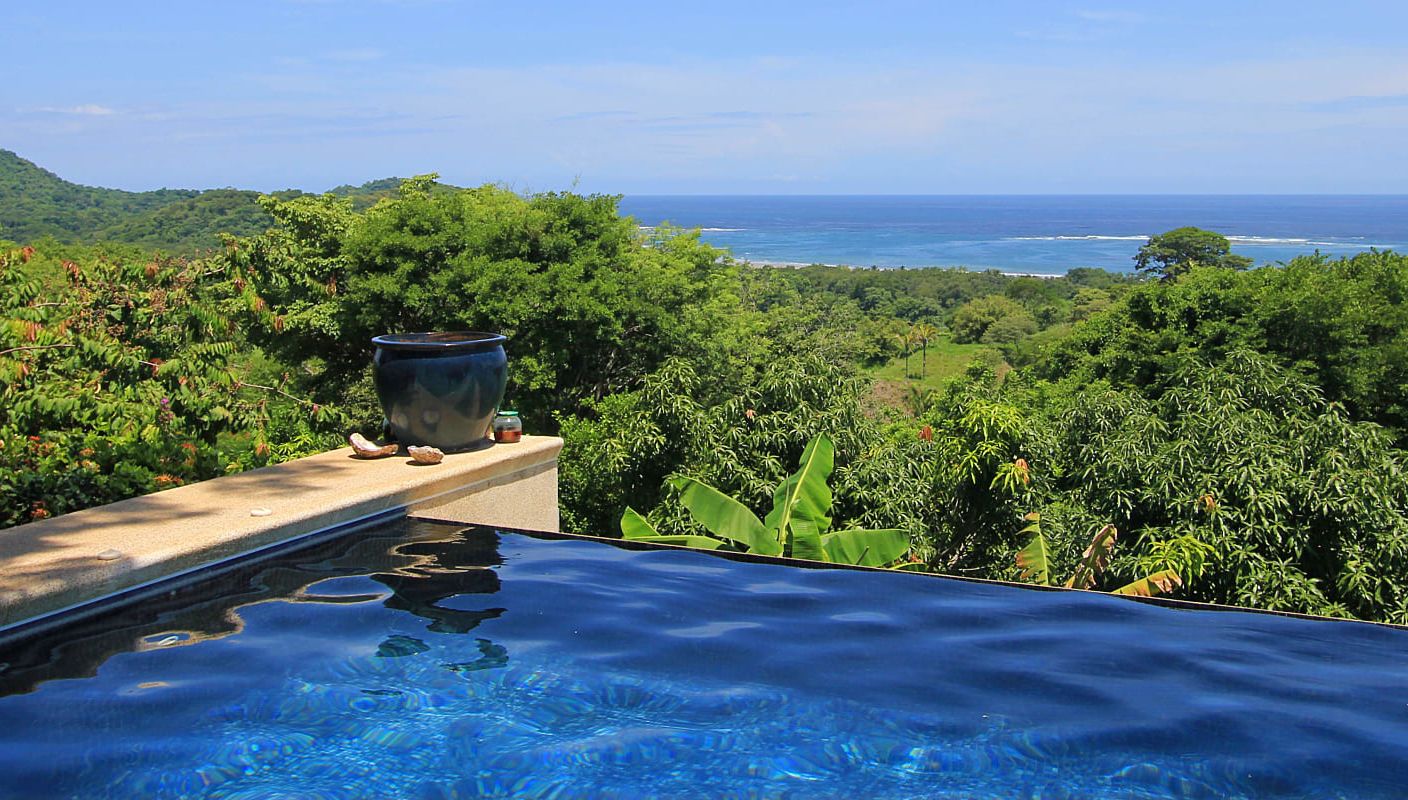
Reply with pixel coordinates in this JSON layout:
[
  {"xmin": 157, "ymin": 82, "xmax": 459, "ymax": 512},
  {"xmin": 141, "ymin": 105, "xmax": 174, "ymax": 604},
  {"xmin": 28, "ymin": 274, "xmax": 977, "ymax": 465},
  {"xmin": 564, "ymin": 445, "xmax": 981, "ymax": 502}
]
[{"xmin": 0, "ymin": 436, "xmax": 562, "ymax": 631}]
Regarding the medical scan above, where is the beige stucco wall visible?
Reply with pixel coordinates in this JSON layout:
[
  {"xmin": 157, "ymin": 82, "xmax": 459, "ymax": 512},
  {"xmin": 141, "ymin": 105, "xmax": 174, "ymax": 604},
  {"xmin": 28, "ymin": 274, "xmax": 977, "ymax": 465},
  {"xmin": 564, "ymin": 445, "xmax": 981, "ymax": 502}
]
[
  {"xmin": 410, "ymin": 457, "xmax": 559, "ymax": 531},
  {"xmin": 0, "ymin": 436, "xmax": 562, "ymax": 630}
]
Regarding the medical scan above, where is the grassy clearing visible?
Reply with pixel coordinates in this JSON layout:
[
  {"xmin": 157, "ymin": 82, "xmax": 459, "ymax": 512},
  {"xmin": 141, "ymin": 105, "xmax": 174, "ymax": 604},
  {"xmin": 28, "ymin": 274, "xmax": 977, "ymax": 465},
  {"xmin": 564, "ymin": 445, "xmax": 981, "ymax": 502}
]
[
  {"xmin": 865, "ymin": 335, "xmax": 1006, "ymax": 414},
  {"xmin": 871, "ymin": 336, "xmax": 1003, "ymax": 390}
]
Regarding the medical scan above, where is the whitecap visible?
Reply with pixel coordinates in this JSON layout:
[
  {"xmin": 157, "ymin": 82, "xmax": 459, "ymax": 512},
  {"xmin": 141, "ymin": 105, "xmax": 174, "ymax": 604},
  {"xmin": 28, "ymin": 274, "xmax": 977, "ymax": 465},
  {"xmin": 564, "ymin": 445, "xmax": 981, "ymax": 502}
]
[
  {"xmin": 1227, "ymin": 235, "xmax": 1394, "ymax": 248},
  {"xmin": 1007, "ymin": 235, "xmax": 1150, "ymax": 241},
  {"xmin": 1226, "ymin": 236, "xmax": 1312, "ymax": 245}
]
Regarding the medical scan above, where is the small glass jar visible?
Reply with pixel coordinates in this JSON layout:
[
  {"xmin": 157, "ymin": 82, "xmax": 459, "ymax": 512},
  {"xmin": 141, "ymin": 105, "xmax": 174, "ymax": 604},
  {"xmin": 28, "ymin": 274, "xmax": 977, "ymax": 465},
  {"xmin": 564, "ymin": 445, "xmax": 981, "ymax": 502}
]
[{"xmin": 492, "ymin": 410, "xmax": 523, "ymax": 443}]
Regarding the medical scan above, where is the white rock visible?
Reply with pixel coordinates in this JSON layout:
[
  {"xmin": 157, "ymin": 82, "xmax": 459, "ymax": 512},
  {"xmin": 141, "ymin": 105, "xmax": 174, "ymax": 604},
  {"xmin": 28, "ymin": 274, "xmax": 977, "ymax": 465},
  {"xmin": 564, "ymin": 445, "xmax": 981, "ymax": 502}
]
[
  {"xmin": 407, "ymin": 445, "xmax": 445, "ymax": 464},
  {"xmin": 349, "ymin": 432, "xmax": 398, "ymax": 459}
]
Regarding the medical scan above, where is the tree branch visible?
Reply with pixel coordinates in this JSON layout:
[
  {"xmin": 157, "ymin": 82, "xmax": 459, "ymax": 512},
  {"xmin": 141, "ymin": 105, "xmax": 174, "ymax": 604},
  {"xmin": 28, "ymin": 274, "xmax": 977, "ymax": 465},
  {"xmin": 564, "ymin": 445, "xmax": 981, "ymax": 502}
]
[
  {"xmin": 0, "ymin": 343, "xmax": 76, "ymax": 357},
  {"xmin": 234, "ymin": 380, "xmax": 318, "ymax": 407}
]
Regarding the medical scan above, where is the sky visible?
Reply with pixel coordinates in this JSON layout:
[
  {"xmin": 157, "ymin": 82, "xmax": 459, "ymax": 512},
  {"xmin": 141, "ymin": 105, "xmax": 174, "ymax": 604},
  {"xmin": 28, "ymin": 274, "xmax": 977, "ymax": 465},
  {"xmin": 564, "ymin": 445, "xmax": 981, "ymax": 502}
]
[{"xmin": 4, "ymin": 1, "xmax": 1408, "ymax": 194}]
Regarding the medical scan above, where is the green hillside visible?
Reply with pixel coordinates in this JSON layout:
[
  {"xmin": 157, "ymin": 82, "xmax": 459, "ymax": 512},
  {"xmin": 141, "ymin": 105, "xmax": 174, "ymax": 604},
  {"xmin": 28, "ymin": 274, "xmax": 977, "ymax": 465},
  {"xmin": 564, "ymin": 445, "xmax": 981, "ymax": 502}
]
[
  {"xmin": 88, "ymin": 188, "xmax": 273, "ymax": 251},
  {"xmin": 0, "ymin": 149, "xmax": 206, "ymax": 244},
  {"xmin": 0, "ymin": 150, "xmax": 429, "ymax": 251}
]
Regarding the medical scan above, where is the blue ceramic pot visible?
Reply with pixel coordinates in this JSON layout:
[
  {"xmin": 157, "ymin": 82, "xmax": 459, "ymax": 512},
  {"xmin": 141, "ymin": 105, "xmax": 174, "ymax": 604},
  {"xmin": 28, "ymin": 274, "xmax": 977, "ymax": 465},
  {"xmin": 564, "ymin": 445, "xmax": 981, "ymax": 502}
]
[{"xmin": 372, "ymin": 332, "xmax": 508, "ymax": 451}]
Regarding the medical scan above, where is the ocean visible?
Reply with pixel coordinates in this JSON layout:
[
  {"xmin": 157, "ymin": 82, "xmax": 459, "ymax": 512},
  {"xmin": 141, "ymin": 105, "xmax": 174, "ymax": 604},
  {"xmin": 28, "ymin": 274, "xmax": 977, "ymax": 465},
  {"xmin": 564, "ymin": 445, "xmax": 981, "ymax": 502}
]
[{"xmin": 617, "ymin": 195, "xmax": 1408, "ymax": 276}]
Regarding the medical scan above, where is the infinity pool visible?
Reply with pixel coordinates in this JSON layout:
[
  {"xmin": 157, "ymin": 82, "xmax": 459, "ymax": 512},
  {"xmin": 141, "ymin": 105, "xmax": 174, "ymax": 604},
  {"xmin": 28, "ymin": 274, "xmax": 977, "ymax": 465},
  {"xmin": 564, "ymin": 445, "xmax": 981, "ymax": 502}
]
[{"xmin": 1, "ymin": 518, "xmax": 1405, "ymax": 798}]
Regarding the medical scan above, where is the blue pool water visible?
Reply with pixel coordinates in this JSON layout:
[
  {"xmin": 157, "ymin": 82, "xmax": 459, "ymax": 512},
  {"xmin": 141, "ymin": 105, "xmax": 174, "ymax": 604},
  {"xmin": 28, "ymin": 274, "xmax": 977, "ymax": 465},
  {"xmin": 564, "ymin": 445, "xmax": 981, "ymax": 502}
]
[
  {"xmin": 2, "ymin": 518, "xmax": 1406, "ymax": 798},
  {"xmin": 618, "ymin": 195, "xmax": 1408, "ymax": 274}
]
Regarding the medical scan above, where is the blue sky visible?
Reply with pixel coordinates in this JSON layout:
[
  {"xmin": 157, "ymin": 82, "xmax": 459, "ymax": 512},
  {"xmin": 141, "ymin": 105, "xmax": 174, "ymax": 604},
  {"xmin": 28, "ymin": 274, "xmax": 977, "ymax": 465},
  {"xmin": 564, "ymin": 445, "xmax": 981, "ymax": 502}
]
[{"xmin": 5, "ymin": 1, "xmax": 1407, "ymax": 193}]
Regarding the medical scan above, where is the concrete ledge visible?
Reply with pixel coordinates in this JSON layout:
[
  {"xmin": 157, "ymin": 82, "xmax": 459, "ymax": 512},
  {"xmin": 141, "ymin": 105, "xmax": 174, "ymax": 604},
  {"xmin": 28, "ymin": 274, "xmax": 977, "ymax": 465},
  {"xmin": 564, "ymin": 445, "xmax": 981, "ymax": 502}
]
[{"xmin": 0, "ymin": 435, "xmax": 562, "ymax": 629}]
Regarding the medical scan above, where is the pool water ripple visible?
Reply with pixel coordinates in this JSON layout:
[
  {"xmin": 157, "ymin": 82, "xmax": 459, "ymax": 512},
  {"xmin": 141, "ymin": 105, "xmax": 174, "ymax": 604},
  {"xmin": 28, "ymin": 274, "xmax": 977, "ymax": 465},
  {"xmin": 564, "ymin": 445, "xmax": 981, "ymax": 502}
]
[{"xmin": 1, "ymin": 520, "xmax": 1406, "ymax": 798}]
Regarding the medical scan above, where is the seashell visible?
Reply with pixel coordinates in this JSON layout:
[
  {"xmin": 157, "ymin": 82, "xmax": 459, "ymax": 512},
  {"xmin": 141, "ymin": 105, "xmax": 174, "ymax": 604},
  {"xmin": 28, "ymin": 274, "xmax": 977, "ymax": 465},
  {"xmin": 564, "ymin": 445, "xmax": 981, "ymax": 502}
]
[
  {"xmin": 407, "ymin": 445, "xmax": 444, "ymax": 465},
  {"xmin": 349, "ymin": 432, "xmax": 398, "ymax": 459}
]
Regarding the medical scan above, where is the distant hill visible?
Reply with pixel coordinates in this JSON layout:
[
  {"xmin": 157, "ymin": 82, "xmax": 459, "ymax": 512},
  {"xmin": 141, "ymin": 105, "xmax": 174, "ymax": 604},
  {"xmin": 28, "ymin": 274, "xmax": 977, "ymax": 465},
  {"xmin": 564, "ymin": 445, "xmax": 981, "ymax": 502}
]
[
  {"xmin": 327, "ymin": 177, "xmax": 404, "ymax": 201},
  {"xmin": 0, "ymin": 150, "xmax": 423, "ymax": 251},
  {"xmin": 327, "ymin": 176, "xmax": 462, "ymax": 210}
]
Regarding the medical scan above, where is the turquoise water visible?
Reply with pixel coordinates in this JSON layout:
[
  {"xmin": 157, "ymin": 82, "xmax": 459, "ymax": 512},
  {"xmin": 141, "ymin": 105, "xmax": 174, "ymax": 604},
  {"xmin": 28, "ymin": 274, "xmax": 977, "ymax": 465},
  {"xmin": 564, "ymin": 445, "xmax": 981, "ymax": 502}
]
[
  {"xmin": 619, "ymin": 195, "xmax": 1408, "ymax": 274},
  {"xmin": 2, "ymin": 519, "xmax": 1406, "ymax": 798}
]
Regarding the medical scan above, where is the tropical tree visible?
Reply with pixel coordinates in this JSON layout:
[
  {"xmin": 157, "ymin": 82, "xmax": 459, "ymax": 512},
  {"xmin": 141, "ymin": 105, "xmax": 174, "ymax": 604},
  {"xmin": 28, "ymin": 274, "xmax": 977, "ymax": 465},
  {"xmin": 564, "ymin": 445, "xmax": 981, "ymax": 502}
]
[
  {"xmin": 1133, "ymin": 226, "xmax": 1252, "ymax": 279},
  {"xmin": 1043, "ymin": 252, "xmax": 1408, "ymax": 442},
  {"xmin": 1041, "ymin": 350, "xmax": 1408, "ymax": 620},
  {"xmin": 0, "ymin": 246, "xmax": 339, "ymax": 528},
  {"xmin": 950, "ymin": 295, "xmax": 1032, "ymax": 344},
  {"xmin": 219, "ymin": 179, "xmax": 731, "ymax": 431}
]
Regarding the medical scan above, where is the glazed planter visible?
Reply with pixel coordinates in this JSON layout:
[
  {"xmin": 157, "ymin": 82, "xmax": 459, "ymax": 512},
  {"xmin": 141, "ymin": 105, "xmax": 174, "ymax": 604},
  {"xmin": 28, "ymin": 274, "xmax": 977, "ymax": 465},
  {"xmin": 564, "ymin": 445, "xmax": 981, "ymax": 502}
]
[{"xmin": 372, "ymin": 332, "xmax": 508, "ymax": 451}]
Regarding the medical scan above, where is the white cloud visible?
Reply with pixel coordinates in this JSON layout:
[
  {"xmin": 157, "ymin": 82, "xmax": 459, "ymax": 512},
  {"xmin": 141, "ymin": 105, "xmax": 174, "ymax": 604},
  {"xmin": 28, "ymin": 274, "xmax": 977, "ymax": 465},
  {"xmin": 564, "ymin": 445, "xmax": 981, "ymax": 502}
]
[{"xmin": 33, "ymin": 104, "xmax": 116, "ymax": 116}]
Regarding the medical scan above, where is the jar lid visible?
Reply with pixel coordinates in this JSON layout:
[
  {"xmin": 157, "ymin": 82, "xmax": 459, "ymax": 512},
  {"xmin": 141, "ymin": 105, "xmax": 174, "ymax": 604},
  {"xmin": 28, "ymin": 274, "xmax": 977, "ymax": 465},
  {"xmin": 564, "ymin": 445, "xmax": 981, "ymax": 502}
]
[{"xmin": 498, "ymin": 410, "xmax": 519, "ymax": 417}]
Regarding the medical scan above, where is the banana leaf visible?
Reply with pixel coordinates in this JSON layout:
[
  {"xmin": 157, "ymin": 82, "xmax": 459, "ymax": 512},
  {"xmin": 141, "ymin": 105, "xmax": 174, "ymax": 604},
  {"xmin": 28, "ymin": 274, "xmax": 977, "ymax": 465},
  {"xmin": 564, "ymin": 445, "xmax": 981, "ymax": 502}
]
[
  {"xmin": 622, "ymin": 505, "xmax": 731, "ymax": 552},
  {"xmin": 620, "ymin": 506, "xmax": 661, "ymax": 539},
  {"xmin": 1066, "ymin": 524, "xmax": 1118, "ymax": 590},
  {"xmin": 1113, "ymin": 570, "xmax": 1183, "ymax": 597},
  {"xmin": 1014, "ymin": 513, "xmax": 1051, "ymax": 586},
  {"xmin": 670, "ymin": 475, "xmax": 780, "ymax": 556},
  {"xmin": 763, "ymin": 434, "xmax": 835, "ymax": 546},
  {"xmin": 822, "ymin": 528, "xmax": 910, "ymax": 566},
  {"xmin": 788, "ymin": 517, "xmax": 827, "ymax": 561}
]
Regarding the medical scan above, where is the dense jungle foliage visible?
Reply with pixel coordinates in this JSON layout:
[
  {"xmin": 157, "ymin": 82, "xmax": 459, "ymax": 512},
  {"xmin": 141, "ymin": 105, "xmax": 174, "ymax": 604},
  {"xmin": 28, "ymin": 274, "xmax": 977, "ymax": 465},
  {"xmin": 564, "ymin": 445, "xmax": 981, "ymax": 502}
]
[
  {"xmin": 0, "ymin": 150, "xmax": 431, "ymax": 251},
  {"xmin": 6, "ymin": 169, "xmax": 1408, "ymax": 623}
]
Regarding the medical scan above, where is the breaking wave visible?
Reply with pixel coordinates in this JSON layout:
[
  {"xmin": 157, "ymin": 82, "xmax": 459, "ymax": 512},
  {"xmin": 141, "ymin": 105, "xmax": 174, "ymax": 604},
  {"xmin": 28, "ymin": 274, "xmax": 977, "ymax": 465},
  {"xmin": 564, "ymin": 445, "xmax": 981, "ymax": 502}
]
[
  {"xmin": 1007, "ymin": 235, "xmax": 1149, "ymax": 241},
  {"xmin": 637, "ymin": 225, "xmax": 746, "ymax": 232},
  {"xmin": 1008, "ymin": 234, "xmax": 1397, "ymax": 249}
]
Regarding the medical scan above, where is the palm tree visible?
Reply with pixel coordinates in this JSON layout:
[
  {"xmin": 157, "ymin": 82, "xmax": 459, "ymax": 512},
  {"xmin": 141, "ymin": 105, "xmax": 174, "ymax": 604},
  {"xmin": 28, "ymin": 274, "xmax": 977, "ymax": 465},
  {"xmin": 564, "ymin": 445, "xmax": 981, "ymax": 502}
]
[
  {"xmin": 893, "ymin": 330, "xmax": 915, "ymax": 378},
  {"xmin": 910, "ymin": 322, "xmax": 940, "ymax": 380}
]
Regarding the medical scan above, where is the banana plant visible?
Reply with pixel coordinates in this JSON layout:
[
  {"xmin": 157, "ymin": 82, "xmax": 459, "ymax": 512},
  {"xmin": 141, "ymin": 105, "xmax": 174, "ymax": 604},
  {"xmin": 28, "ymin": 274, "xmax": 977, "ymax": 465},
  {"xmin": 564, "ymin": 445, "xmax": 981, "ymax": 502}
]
[
  {"xmin": 1015, "ymin": 513, "xmax": 1183, "ymax": 597},
  {"xmin": 621, "ymin": 434, "xmax": 911, "ymax": 567}
]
